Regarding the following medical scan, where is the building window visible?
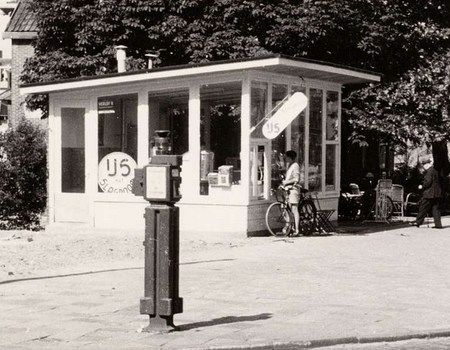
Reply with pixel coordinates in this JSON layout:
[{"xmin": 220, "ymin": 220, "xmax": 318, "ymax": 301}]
[
  {"xmin": 325, "ymin": 144, "xmax": 337, "ymax": 191},
  {"xmin": 148, "ymin": 88, "xmax": 189, "ymax": 156},
  {"xmin": 251, "ymin": 81, "xmax": 268, "ymax": 140},
  {"xmin": 309, "ymin": 88, "xmax": 323, "ymax": 192},
  {"xmin": 97, "ymin": 94, "xmax": 137, "ymax": 193},
  {"xmin": 326, "ymin": 91, "xmax": 339, "ymax": 141},
  {"xmin": 200, "ymin": 82, "xmax": 241, "ymax": 195},
  {"xmin": 61, "ymin": 108, "xmax": 85, "ymax": 193},
  {"xmin": 325, "ymin": 91, "xmax": 339, "ymax": 192},
  {"xmin": 270, "ymin": 84, "xmax": 288, "ymax": 188},
  {"xmin": 290, "ymin": 85, "xmax": 307, "ymax": 188}
]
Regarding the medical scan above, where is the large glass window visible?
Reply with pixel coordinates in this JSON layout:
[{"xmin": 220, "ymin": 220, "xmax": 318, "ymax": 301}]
[
  {"xmin": 98, "ymin": 94, "xmax": 137, "ymax": 193},
  {"xmin": 61, "ymin": 108, "xmax": 85, "ymax": 193},
  {"xmin": 200, "ymin": 82, "xmax": 241, "ymax": 195},
  {"xmin": 251, "ymin": 81, "xmax": 268, "ymax": 139},
  {"xmin": 270, "ymin": 84, "xmax": 288, "ymax": 188},
  {"xmin": 148, "ymin": 88, "xmax": 189, "ymax": 156},
  {"xmin": 250, "ymin": 143, "xmax": 268, "ymax": 199},
  {"xmin": 326, "ymin": 91, "xmax": 339, "ymax": 140},
  {"xmin": 326, "ymin": 145, "xmax": 337, "ymax": 191},
  {"xmin": 309, "ymin": 89, "xmax": 323, "ymax": 192},
  {"xmin": 325, "ymin": 91, "xmax": 339, "ymax": 192},
  {"xmin": 290, "ymin": 85, "xmax": 307, "ymax": 188}
]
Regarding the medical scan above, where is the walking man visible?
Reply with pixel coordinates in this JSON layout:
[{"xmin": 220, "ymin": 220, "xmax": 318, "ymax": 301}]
[{"xmin": 410, "ymin": 157, "xmax": 443, "ymax": 228}]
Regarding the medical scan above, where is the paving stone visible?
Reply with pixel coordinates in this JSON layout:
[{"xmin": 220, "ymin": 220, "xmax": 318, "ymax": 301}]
[{"xmin": 3, "ymin": 220, "xmax": 450, "ymax": 349}]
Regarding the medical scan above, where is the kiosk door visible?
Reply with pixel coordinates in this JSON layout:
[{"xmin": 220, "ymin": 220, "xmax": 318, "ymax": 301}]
[{"xmin": 54, "ymin": 105, "xmax": 90, "ymax": 223}]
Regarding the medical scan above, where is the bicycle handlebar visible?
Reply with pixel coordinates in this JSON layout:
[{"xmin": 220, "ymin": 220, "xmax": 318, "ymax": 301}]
[{"xmin": 278, "ymin": 185, "xmax": 309, "ymax": 194}]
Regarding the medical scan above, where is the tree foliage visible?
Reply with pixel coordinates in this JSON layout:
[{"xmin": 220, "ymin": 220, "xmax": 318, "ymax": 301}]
[
  {"xmin": 346, "ymin": 50, "xmax": 450, "ymax": 146},
  {"xmin": 0, "ymin": 121, "xmax": 47, "ymax": 230},
  {"xmin": 21, "ymin": 0, "xmax": 450, "ymax": 148}
]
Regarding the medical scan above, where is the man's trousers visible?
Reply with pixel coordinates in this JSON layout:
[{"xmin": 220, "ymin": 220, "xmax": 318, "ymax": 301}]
[{"xmin": 416, "ymin": 198, "xmax": 442, "ymax": 228}]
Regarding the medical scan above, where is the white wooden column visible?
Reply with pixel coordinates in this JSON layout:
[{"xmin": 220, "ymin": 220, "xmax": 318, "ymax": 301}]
[
  {"xmin": 137, "ymin": 89, "xmax": 149, "ymax": 167},
  {"xmin": 241, "ymin": 76, "xmax": 251, "ymax": 203},
  {"xmin": 337, "ymin": 89, "xmax": 342, "ymax": 194},
  {"xmin": 321, "ymin": 88, "xmax": 327, "ymax": 193},
  {"xmin": 304, "ymin": 87, "xmax": 310, "ymax": 192},
  {"xmin": 47, "ymin": 98, "xmax": 56, "ymax": 224},
  {"xmin": 182, "ymin": 85, "xmax": 200, "ymax": 200},
  {"xmin": 86, "ymin": 97, "xmax": 98, "ymax": 226}
]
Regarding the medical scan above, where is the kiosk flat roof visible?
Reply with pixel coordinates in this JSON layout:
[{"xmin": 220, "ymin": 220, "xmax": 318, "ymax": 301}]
[{"xmin": 20, "ymin": 54, "xmax": 382, "ymax": 95}]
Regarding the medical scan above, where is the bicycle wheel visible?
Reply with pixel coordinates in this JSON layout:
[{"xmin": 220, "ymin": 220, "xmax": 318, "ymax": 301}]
[
  {"xmin": 375, "ymin": 195, "xmax": 394, "ymax": 220},
  {"xmin": 298, "ymin": 199, "xmax": 317, "ymax": 235},
  {"xmin": 265, "ymin": 202, "xmax": 294, "ymax": 237}
]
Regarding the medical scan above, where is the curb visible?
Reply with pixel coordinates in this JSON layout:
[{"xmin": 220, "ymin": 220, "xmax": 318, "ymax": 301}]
[{"xmin": 180, "ymin": 329, "xmax": 450, "ymax": 350}]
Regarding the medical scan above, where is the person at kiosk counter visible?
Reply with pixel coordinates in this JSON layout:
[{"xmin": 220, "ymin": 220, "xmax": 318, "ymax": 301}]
[{"xmin": 282, "ymin": 150, "xmax": 302, "ymax": 236}]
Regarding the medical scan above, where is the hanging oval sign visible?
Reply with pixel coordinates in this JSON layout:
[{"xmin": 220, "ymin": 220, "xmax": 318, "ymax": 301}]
[
  {"xmin": 262, "ymin": 92, "xmax": 308, "ymax": 140},
  {"xmin": 98, "ymin": 152, "xmax": 137, "ymax": 193}
]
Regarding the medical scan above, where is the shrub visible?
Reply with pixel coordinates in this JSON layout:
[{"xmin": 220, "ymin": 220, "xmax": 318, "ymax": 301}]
[{"xmin": 0, "ymin": 121, "xmax": 47, "ymax": 230}]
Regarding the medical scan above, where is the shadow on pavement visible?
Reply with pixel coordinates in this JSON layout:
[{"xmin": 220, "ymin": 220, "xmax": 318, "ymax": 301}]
[
  {"xmin": 0, "ymin": 259, "xmax": 237, "ymax": 285},
  {"xmin": 177, "ymin": 313, "xmax": 273, "ymax": 331},
  {"xmin": 0, "ymin": 267, "xmax": 143, "ymax": 285},
  {"xmin": 336, "ymin": 220, "xmax": 412, "ymax": 235}
]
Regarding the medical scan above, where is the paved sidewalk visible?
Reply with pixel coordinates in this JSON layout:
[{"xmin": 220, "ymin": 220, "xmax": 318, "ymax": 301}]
[{"xmin": 2, "ymin": 219, "xmax": 450, "ymax": 350}]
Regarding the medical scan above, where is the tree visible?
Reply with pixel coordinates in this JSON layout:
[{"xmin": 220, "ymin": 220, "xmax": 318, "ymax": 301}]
[
  {"xmin": 21, "ymin": 0, "xmax": 450, "ymax": 147},
  {"xmin": 0, "ymin": 121, "xmax": 47, "ymax": 230},
  {"xmin": 346, "ymin": 49, "xmax": 450, "ymax": 146},
  {"xmin": 345, "ymin": 47, "xmax": 450, "ymax": 183}
]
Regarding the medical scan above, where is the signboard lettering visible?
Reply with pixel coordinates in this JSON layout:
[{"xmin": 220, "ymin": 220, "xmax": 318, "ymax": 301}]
[
  {"xmin": 98, "ymin": 152, "xmax": 137, "ymax": 193},
  {"xmin": 262, "ymin": 92, "xmax": 308, "ymax": 139},
  {"xmin": 145, "ymin": 166, "xmax": 168, "ymax": 199},
  {"xmin": 98, "ymin": 97, "xmax": 118, "ymax": 114}
]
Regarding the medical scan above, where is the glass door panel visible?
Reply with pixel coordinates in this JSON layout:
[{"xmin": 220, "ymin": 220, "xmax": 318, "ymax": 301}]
[
  {"xmin": 61, "ymin": 108, "xmax": 85, "ymax": 193},
  {"xmin": 250, "ymin": 142, "xmax": 269, "ymax": 200},
  {"xmin": 55, "ymin": 106, "xmax": 90, "ymax": 223}
]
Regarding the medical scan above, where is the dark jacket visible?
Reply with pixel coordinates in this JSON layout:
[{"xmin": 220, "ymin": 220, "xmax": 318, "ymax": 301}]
[{"xmin": 422, "ymin": 166, "xmax": 442, "ymax": 199}]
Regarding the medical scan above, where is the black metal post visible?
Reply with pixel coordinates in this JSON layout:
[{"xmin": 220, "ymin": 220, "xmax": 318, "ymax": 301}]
[{"xmin": 140, "ymin": 204, "xmax": 183, "ymax": 333}]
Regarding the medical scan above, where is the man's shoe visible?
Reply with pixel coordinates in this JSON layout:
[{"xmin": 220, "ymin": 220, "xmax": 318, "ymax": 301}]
[
  {"xmin": 433, "ymin": 226, "xmax": 443, "ymax": 229},
  {"xmin": 409, "ymin": 221, "xmax": 419, "ymax": 227}
]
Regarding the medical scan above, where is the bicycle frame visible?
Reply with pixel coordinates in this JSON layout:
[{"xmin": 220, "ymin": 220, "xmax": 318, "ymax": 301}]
[{"xmin": 267, "ymin": 185, "xmax": 316, "ymax": 236}]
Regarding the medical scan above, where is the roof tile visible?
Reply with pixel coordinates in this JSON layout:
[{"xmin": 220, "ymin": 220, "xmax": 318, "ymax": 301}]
[{"xmin": 5, "ymin": 0, "xmax": 38, "ymax": 33}]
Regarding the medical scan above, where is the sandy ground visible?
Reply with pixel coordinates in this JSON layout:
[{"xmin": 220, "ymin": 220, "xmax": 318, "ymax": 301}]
[{"xmin": 0, "ymin": 228, "xmax": 267, "ymax": 281}]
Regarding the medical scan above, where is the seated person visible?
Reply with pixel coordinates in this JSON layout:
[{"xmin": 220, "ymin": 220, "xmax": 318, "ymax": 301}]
[{"xmin": 360, "ymin": 172, "xmax": 376, "ymax": 219}]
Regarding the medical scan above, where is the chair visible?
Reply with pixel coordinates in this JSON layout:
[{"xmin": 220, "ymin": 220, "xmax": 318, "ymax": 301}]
[
  {"xmin": 313, "ymin": 193, "xmax": 337, "ymax": 234},
  {"xmin": 404, "ymin": 192, "xmax": 432, "ymax": 226},
  {"xmin": 390, "ymin": 184, "xmax": 404, "ymax": 218},
  {"xmin": 405, "ymin": 192, "xmax": 420, "ymax": 215}
]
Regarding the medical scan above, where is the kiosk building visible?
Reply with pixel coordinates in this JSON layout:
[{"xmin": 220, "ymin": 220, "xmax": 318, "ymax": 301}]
[{"xmin": 20, "ymin": 54, "xmax": 381, "ymax": 234}]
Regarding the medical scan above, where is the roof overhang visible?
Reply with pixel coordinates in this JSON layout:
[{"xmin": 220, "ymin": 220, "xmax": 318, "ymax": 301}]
[{"xmin": 20, "ymin": 55, "xmax": 382, "ymax": 95}]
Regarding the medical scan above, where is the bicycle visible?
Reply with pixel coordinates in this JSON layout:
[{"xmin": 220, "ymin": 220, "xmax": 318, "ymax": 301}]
[
  {"xmin": 361, "ymin": 190, "xmax": 394, "ymax": 221},
  {"xmin": 265, "ymin": 185, "xmax": 317, "ymax": 237}
]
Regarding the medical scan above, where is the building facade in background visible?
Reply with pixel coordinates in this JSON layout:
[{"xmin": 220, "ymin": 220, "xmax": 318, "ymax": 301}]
[{"xmin": 2, "ymin": 0, "xmax": 44, "ymax": 131}]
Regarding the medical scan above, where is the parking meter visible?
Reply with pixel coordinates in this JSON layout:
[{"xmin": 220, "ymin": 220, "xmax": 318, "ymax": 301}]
[
  {"xmin": 133, "ymin": 155, "xmax": 182, "ymax": 203},
  {"xmin": 133, "ymin": 154, "xmax": 183, "ymax": 333}
]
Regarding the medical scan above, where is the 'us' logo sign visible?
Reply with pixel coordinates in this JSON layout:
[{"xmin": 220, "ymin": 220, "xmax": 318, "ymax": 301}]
[{"xmin": 262, "ymin": 92, "xmax": 308, "ymax": 140}]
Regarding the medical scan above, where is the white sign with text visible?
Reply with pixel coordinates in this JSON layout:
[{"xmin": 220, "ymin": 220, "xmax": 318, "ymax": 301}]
[
  {"xmin": 262, "ymin": 92, "xmax": 308, "ymax": 139},
  {"xmin": 98, "ymin": 152, "xmax": 137, "ymax": 193}
]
